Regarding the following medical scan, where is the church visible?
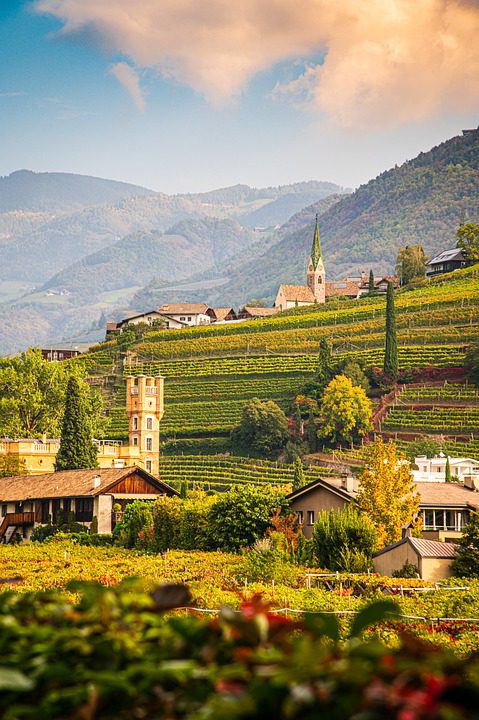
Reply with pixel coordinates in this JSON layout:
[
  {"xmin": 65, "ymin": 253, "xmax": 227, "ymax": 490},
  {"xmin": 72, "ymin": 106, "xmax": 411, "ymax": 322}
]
[{"xmin": 274, "ymin": 215, "xmax": 326, "ymax": 312}]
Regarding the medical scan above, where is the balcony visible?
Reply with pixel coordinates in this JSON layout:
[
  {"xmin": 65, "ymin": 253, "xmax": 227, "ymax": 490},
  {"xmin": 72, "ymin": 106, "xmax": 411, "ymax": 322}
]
[
  {"xmin": 130, "ymin": 387, "xmax": 139, "ymax": 395},
  {"xmin": 0, "ymin": 512, "xmax": 35, "ymax": 540},
  {"xmin": 145, "ymin": 387, "xmax": 158, "ymax": 395}
]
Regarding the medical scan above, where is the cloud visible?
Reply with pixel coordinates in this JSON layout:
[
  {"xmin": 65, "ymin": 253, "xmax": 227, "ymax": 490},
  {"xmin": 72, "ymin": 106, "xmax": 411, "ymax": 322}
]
[
  {"xmin": 108, "ymin": 62, "xmax": 145, "ymax": 111},
  {"xmin": 0, "ymin": 91, "xmax": 26, "ymax": 97},
  {"xmin": 35, "ymin": 0, "xmax": 479, "ymax": 127}
]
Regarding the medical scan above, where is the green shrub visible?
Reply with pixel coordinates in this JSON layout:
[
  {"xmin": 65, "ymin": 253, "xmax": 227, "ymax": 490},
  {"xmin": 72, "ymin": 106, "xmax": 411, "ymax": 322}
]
[
  {"xmin": 313, "ymin": 506, "xmax": 377, "ymax": 571},
  {"xmin": 392, "ymin": 562, "xmax": 419, "ymax": 579},
  {"xmin": 114, "ymin": 501, "xmax": 154, "ymax": 549}
]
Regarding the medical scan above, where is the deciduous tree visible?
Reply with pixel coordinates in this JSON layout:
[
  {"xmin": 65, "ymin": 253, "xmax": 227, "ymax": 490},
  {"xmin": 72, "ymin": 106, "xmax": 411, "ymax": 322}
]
[
  {"xmin": 318, "ymin": 375, "xmax": 372, "ymax": 446},
  {"xmin": 0, "ymin": 348, "xmax": 105, "ymax": 438},
  {"xmin": 456, "ymin": 222, "xmax": 479, "ymax": 265},
  {"xmin": 395, "ymin": 245, "xmax": 427, "ymax": 285},
  {"xmin": 231, "ymin": 398, "xmax": 289, "ymax": 456},
  {"xmin": 357, "ymin": 438, "xmax": 420, "ymax": 547}
]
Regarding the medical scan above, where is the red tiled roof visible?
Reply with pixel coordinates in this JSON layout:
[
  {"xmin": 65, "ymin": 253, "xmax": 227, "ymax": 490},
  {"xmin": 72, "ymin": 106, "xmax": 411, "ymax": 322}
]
[
  {"xmin": 277, "ymin": 284, "xmax": 316, "ymax": 303},
  {"xmin": 242, "ymin": 306, "xmax": 279, "ymax": 317},
  {"xmin": 159, "ymin": 303, "xmax": 209, "ymax": 315},
  {"xmin": 325, "ymin": 280, "xmax": 360, "ymax": 298},
  {"xmin": 0, "ymin": 467, "xmax": 178, "ymax": 502}
]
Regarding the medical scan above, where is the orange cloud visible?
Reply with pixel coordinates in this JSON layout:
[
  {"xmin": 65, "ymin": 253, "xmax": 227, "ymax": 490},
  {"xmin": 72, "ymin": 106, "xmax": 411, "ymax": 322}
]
[{"xmin": 36, "ymin": 0, "xmax": 479, "ymax": 127}]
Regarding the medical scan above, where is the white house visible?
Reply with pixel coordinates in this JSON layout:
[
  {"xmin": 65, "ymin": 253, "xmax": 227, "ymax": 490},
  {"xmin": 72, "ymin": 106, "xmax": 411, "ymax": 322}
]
[
  {"xmin": 158, "ymin": 303, "xmax": 211, "ymax": 327},
  {"xmin": 412, "ymin": 454, "xmax": 479, "ymax": 483}
]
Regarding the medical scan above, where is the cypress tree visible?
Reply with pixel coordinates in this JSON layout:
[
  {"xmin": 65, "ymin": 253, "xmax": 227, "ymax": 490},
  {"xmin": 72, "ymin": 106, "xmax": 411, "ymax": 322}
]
[
  {"xmin": 179, "ymin": 480, "xmax": 188, "ymax": 499},
  {"xmin": 383, "ymin": 281, "xmax": 398, "ymax": 380},
  {"xmin": 445, "ymin": 456, "xmax": 452, "ymax": 482},
  {"xmin": 55, "ymin": 375, "xmax": 98, "ymax": 470},
  {"xmin": 368, "ymin": 269, "xmax": 375, "ymax": 293},
  {"xmin": 292, "ymin": 456, "xmax": 306, "ymax": 491}
]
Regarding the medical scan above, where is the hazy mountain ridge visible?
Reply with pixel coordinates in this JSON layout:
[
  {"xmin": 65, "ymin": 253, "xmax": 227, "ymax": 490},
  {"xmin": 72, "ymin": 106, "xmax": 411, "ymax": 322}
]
[{"xmin": 0, "ymin": 169, "xmax": 154, "ymax": 213}]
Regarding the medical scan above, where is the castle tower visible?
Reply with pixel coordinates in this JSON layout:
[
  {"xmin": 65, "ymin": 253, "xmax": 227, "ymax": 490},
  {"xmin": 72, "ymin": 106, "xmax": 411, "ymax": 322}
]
[
  {"xmin": 125, "ymin": 375, "xmax": 164, "ymax": 477},
  {"xmin": 306, "ymin": 214, "xmax": 326, "ymax": 304}
]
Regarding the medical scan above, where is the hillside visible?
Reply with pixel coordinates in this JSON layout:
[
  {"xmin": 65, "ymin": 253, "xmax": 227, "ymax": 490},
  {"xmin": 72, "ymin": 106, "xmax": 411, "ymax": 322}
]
[
  {"xmin": 0, "ymin": 170, "xmax": 154, "ymax": 213},
  {"xmin": 201, "ymin": 128, "xmax": 479, "ymax": 304},
  {"xmin": 41, "ymin": 219, "xmax": 260, "ymax": 303},
  {"xmin": 86, "ymin": 267, "xmax": 479, "ymax": 488}
]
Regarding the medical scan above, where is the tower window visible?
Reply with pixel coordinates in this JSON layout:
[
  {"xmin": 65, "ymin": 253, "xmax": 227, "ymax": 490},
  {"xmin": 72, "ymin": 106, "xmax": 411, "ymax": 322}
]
[
  {"xmin": 132, "ymin": 437, "xmax": 138, "ymax": 446},
  {"xmin": 146, "ymin": 417, "xmax": 153, "ymax": 430},
  {"xmin": 146, "ymin": 437, "xmax": 153, "ymax": 451},
  {"xmin": 133, "ymin": 417, "xmax": 138, "ymax": 430},
  {"xmin": 146, "ymin": 460, "xmax": 152, "ymax": 472}
]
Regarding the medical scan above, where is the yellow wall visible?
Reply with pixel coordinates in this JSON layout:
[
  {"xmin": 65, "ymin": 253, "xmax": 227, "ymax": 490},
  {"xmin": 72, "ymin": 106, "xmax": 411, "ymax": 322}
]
[{"xmin": 0, "ymin": 374, "xmax": 165, "ymax": 477}]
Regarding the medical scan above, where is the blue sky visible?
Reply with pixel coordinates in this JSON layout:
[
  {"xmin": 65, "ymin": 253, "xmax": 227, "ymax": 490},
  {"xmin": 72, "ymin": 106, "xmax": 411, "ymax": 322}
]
[{"xmin": 1, "ymin": 0, "xmax": 478, "ymax": 193}]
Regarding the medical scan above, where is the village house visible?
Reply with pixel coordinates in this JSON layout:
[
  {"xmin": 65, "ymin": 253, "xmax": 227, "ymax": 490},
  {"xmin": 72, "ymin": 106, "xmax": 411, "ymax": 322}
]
[
  {"xmin": 206, "ymin": 307, "xmax": 237, "ymax": 323},
  {"xmin": 0, "ymin": 466, "xmax": 178, "ymax": 542},
  {"xmin": 426, "ymin": 248, "xmax": 466, "ymax": 278},
  {"xmin": 158, "ymin": 303, "xmax": 211, "ymax": 327},
  {"xmin": 412, "ymin": 454, "xmax": 479, "ymax": 483},
  {"xmin": 0, "ymin": 375, "xmax": 164, "ymax": 478},
  {"xmin": 238, "ymin": 306, "xmax": 280, "ymax": 320},
  {"xmin": 41, "ymin": 347, "xmax": 82, "ymax": 361},
  {"xmin": 287, "ymin": 475, "xmax": 479, "ymax": 542},
  {"xmin": 372, "ymin": 532, "xmax": 457, "ymax": 581}
]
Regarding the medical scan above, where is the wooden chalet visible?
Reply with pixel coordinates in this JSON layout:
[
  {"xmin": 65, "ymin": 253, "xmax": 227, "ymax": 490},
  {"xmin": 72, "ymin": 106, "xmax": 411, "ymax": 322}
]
[
  {"xmin": 206, "ymin": 307, "xmax": 237, "ymax": 323},
  {"xmin": 0, "ymin": 466, "xmax": 178, "ymax": 543}
]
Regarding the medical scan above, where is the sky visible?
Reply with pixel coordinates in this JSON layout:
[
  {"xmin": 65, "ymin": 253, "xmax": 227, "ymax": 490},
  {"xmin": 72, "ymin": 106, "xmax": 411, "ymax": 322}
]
[{"xmin": 1, "ymin": 0, "xmax": 478, "ymax": 194}]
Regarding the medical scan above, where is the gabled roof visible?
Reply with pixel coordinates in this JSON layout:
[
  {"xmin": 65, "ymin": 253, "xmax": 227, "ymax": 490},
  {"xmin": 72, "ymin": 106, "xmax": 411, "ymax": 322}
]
[
  {"xmin": 415, "ymin": 482, "xmax": 479, "ymax": 509},
  {"xmin": 119, "ymin": 309, "xmax": 162, "ymax": 324},
  {"xmin": 106, "ymin": 322, "xmax": 120, "ymax": 331},
  {"xmin": 208, "ymin": 307, "xmax": 236, "ymax": 321},
  {"xmin": 287, "ymin": 476, "xmax": 356, "ymax": 503},
  {"xmin": 159, "ymin": 303, "xmax": 210, "ymax": 315},
  {"xmin": 427, "ymin": 248, "xmax": 464, "ymax": 265},
  {"xmin": 0, "ymin": 467, "xmax": 179, "ymax": 502},
  {"xmin": 242, "ymin": 306, "xmax": 279, "ymax": 317},
  {"xmin": 325, "ymin": 280, "xmax": 360, "ymax": 298},
  {"xmin": 373, "ymin": 536, "xmax": 457, "ymax": 559},
  {"xmin": 277, "ymin": 284, "xmax": 316, "ymax": 303}
]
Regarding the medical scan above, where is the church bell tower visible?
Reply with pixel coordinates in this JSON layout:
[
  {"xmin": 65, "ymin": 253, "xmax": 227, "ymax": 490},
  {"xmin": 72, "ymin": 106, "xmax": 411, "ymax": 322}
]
[{"xmin": 306, "ymin": 214, "xmax": 325, "ymax": 304}]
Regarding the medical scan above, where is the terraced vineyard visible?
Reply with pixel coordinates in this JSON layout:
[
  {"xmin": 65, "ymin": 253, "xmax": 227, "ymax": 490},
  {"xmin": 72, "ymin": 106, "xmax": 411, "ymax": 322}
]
[
  {"xmin": 87, "ymin": 267, "xmax": 478, "ymax": 457},
  {"xmin": 382, "ymin": 407, "xmax": 479, "ymax": 433},
  {"xmin": 159, "ymin": 454, "xmax": 338, "ymax": 492}
]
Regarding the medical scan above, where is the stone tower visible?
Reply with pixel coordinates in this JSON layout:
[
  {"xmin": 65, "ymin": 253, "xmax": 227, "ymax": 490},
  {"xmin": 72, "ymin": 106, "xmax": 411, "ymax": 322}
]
[
  {"xmin": 125, "ymin": 375, "xmax": 164, "ymax": 477},
  {"xmin": 306, "ymin": 214, "xmax": 326, "ymax": 304}
]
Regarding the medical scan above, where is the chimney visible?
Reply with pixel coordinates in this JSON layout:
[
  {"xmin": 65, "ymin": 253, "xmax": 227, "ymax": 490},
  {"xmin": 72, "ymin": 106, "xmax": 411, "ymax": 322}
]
[
  {"xmin": 402, "ymin": 525, "xmax": 412, "ymax": 539},
  {"xmin": 92, "ymin": 474, "xmax": 102, "ymax": 489},
  {"xmin": 341, "ymin": 476, "xmax": 357, "ymax": 494}
]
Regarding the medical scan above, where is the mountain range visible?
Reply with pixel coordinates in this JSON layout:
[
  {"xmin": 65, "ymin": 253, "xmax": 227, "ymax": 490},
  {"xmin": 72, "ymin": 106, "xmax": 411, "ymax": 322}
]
[{"xmin": 0, "ymin": 126, "xmax": 478, "ymax": 354}]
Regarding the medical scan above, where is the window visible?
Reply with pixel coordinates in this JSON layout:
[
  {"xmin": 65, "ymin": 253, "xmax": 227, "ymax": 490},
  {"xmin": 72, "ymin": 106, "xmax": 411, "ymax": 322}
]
[
  {"xmin": 146, "ymin": 417, "xmax": 153, "ymax": 430},
  {"xmin": 1, "ymin": 504, "xmax": 7, "ymax": 517},
  {"xmin": 146, "ymin": 437, "xmax": 153, "ymax": 451},
  {"xmin": 75, "ymin": 498, "xmax": 93, "ymax": 522},
  {"xmin": 180, "ymin": 316, "xmax": 185, "ymax": 321},
  {"xmin": 165, "ymin": 322, "xmax": 169, "ymax": 329},
  {"xmin": 423, "ymin": 509, "xmax": 463, "ymax": 531},
  {"xmin": 132, "ymin": 416, "xmax": 138, "ymax": 430},
  {"xmin": 187, "ymin": 316, "xmax": 192, "ymax": 321},
  {"xmin": 41, "ymin": 500, "xmax": 50, "ymax": 524},
  {"xmin": 297, "ymin": 511, "xmax": 304, "ymax": 525},
  {"xmin": 63, "ymin": 499, "xmax": 71, "ymax": 514},
  {"xmin": 307, "ymin": 510, "xmax": 315, "ymax": 526},
  {"xmin": 146, "ymin": 460, "xmax": 152, "ymax": 472},
  {"xmin": 423, "ymin": 465, "xmax": 427, "ymax": 472}
]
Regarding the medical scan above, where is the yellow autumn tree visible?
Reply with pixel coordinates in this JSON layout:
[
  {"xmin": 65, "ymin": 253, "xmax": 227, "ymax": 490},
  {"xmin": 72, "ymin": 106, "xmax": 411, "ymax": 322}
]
[
  {"xmin": 319, "ymin": 375, "xmax": 372, "ymax": 446},
  {"xmin": 357, "ymin": 437, "xmax": 420, "ymax": 548}
]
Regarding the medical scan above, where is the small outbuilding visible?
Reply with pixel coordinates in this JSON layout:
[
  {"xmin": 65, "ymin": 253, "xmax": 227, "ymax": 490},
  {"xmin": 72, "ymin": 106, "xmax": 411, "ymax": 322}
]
[{"xmin": 373, "ymin": 535, "xmax": 457, "ymax": 581}]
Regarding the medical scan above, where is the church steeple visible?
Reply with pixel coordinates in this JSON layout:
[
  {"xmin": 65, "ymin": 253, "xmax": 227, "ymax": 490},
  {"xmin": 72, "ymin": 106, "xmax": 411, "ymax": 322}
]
[
  {"xmin": 310, "ymin": 213, "xmax": 322, "ymax": 270},
  {"xmin": 306, "ymin": 214, "xmax": 325, "ymax": 304}
]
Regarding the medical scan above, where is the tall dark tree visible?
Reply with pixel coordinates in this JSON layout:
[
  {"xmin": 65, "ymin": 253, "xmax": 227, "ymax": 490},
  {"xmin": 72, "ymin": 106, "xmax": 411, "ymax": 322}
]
[
  {"xmin": 383, "ymin": 281, "xmax": 398, "ymax": 380},
  {"xmin": 55, "ymin": 376, "xmax": 98, "ymax": 471},
  {"xmin": 368, "ymin": 269, "xmax": 375, "ymax": 293}
]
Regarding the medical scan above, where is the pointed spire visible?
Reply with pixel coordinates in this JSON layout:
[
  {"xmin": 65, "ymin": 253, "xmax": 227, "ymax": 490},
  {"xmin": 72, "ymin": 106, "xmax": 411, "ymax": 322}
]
[{"xmin": 310, "ymin": 214, "xmax": 322, "ymax": 271}]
